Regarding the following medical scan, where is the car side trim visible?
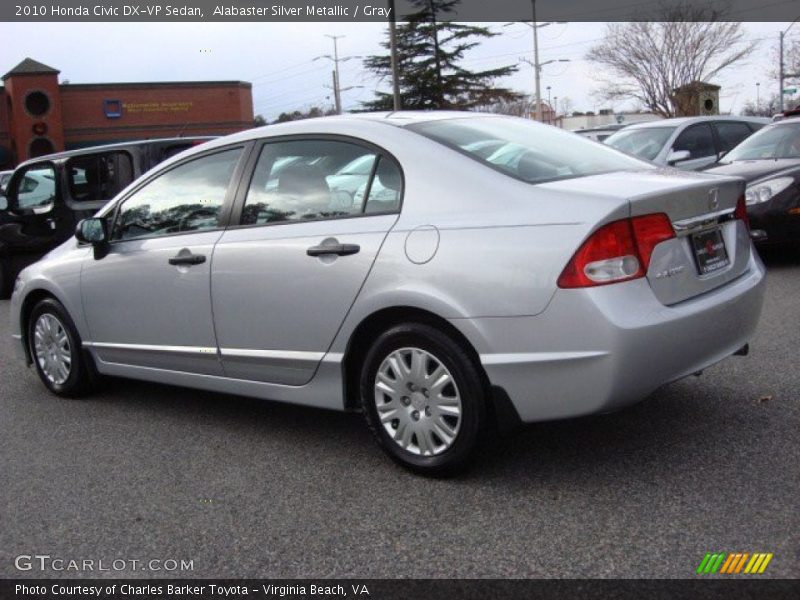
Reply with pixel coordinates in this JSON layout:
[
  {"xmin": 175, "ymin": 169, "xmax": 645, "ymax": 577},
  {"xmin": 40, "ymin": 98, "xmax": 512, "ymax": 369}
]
[
  {"xmin": 83, "ymin": 341, "xmax": 217, "ymax": 355},
  {"xmin": 219, "ymin": 348, "xmax": 324, "ymax": 361},
  {"xmin": 480, "ymin": 351, "xmax": 608, "ymax": 365}
]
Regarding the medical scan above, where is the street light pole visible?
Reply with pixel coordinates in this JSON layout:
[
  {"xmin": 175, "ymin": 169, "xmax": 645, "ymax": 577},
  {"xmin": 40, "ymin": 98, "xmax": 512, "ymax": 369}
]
[{"xmin": 756, "ymin": 82, "xmax": 760, "ymax": 113}]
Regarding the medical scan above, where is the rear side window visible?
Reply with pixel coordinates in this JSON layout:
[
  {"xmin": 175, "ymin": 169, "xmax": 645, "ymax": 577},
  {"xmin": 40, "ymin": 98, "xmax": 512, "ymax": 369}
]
[
  {"xmin": 240, "ymin": 139, "xmax": 401, "ymax": 226},
  {"xmin": 715, "ymin": 122, "xmax": 754, "ymax": 153},
  {"xmin": 673, "ymin": 124, "xmax": 717, "ymax": 159},
  {"xmin": 112, "ymin": 148, "xmax": 241, "ymax": 241},
  {"xmin": 408, "ymin": 116, "xmax": 649, "ymax": 184},
  {"xmin": 67, "ymin": 151, "xmax": 134, "ymax": 202}
]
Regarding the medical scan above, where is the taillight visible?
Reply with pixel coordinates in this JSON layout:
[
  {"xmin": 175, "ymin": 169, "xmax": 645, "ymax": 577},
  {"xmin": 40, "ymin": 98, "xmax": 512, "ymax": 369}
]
[
  {"xmin": 557, "ymin": 213, "xmax": 675, "ymax": 289},
  {"xmin": 733, "ymin": 194, "xmax": 749, "ymax": 231}
]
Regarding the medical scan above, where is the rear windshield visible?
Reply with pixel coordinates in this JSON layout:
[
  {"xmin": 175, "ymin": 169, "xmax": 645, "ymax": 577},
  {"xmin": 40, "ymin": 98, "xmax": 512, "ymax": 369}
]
[
  {"xmin": 604, "ymin": 126, "xmax": 676, "ymax": 161},
  {"xmin": 724, "ymin": 122, "xmax": 800, "ymax": 161},
  {"xmin": 407, "ymin": 116, "xmax": 651, "ymax": 184}
]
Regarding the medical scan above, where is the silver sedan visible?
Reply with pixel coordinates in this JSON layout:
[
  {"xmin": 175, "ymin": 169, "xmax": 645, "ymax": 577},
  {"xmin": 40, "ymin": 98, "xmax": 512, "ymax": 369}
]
[{"xmin": 9, "ymin": 112, "xmax": 766, "ymax": 475}]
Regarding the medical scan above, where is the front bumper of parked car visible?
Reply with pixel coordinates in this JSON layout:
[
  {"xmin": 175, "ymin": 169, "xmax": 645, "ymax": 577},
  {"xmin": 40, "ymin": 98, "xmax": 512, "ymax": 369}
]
[{"xmin": 451, "ymin": 251, "xmax": 767, "ymax": 423}]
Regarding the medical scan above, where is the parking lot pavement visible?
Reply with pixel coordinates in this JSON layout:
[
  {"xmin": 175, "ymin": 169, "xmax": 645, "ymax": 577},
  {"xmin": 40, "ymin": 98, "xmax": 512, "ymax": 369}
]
[{"xmin": 1, "ymin": 250, "xmax": 798, "ymax": 580}]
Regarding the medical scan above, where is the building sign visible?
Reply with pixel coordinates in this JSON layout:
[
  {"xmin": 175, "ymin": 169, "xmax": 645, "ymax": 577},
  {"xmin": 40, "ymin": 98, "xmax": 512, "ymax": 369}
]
[{"xmin": 122, "ymin": 101, "xmax": 194, "ymax": 114}]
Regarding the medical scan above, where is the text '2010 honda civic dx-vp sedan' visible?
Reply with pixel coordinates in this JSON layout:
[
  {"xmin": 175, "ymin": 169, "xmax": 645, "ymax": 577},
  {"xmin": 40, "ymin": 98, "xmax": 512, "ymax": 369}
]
[{"xmin": 10, "ymin": 112, "xmax": 766, "ymax": 475}]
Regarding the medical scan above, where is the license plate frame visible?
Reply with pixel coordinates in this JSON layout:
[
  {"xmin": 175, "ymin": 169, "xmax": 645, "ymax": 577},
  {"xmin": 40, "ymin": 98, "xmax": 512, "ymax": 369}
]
[{"xmin": 691, "ymin": 227, "xmax": 730, "ymax": 275}]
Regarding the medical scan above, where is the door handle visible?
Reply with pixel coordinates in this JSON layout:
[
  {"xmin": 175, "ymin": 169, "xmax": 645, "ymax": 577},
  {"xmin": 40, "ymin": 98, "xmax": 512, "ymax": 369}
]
[
  {"xmin": 306, "ymin": 243, "xmax": 360, "ymax": 257},
  {"xmin": 169, "ymin": 253, "xmax": 206, "ymax": 266}
]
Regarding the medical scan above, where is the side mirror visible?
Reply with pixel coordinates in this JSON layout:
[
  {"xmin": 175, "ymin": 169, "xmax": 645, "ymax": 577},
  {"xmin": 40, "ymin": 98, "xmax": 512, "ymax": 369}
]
[
  {"xmin": 667, "ymin": 149, "xmax": 691, "ymax": 166},
  {"xmin": 75, "ymin": 218, "xmax": 110, "ymax": 259},
  {"xmin": 75, "ymin": 218, "xmax": 108, "ymax": 244}
]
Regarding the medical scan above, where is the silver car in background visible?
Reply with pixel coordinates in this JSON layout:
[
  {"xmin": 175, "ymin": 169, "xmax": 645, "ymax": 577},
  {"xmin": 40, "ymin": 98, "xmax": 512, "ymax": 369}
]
[
  {"xmin": 9, "ymin": 112, "xmax": 765, "ymax": 475},
  {"xmin": 605, "ymin": 116, "xmax": 769, "ymax": 170}
]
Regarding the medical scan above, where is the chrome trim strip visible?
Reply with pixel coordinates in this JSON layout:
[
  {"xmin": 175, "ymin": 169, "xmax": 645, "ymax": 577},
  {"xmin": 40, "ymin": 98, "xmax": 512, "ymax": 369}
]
[
  {"xmin": 672, "ymin": 208, "xmax": 735, "ymax": 234},
  {"xmin": 321, "ymin": 352, "xmax": 344, "ymax": 363},
  {"xmin": 11, "ymin": 334, "xmax": 22, "ymax": 340},
  {"xmin": 83, "ymin": 342, "xmax": 217, "ymax": 355},
  {"xmin": 219, "ymin": 348, "xmax": 325, "ymax": 361},
  {"xmin": 480, "ymin": 351, "xmax": 608, "ymax": 366}
]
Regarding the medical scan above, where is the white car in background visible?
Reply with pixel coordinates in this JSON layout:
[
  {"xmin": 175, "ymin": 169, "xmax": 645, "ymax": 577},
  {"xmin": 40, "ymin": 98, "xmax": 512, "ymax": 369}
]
[{"xmin": 604, "ymin": 116, "xmax": 769, "ymax": 170}]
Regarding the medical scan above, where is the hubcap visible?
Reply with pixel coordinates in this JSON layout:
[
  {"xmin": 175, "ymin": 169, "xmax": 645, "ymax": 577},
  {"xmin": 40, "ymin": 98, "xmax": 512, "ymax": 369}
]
[
  {"xmin": 33, "ymin": 313, "xmax": 72, "ymax": 385},
  {"xmin": 374, "ymin": 347, "xmax": 462, "ymax": 456}
]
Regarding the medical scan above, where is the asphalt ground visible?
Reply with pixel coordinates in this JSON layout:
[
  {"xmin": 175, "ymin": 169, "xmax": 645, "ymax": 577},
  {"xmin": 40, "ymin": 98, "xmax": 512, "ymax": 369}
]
[{"xmin": 1, "ymin": 248, "xmax": 798, "ymax": 579}]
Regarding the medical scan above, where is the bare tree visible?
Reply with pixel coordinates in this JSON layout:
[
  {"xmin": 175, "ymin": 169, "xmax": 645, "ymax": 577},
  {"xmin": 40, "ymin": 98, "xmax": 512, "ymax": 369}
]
[
  {"xmin": 479, "ymin": 94, "xmax": 531, "ymax": 117},
  {"xmin": 586, "ymin": 2, "xmax": 756, "ymax": 117}
]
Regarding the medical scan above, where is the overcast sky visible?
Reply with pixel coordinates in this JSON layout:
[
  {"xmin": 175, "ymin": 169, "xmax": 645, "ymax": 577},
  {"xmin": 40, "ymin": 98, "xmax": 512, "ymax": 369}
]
[{"xmin": 0, "ymin": 21, "xmax": 795, "ymax": 121}]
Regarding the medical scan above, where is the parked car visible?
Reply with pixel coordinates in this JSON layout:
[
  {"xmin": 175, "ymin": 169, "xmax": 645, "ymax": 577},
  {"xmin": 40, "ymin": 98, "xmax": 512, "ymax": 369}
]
[
  {"xmin": 0, "ymin": 137, "xmax": 212, "ymax": 296},
  {"xmin": 705, "ymin": 118, "xmax": 800, "ymax": 245},
  {"xmin": 604, "ymin": 116, "xmax": 769, "ymax": 170},
  {"xmin": 572, "ymin": 123, "xmax": 629, "ymax": 142},
  {"xmin": 10, "ymin": 113, "xmax": 765, "ymax": 475}
]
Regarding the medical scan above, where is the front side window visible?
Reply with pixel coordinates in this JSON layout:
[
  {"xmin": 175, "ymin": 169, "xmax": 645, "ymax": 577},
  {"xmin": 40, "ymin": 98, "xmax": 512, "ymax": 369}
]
[
  {"xmin": 241, "ymin": 140, "xmax": 401, "ymax": 225},
  {"xmin": 409, "ymin": 117, "xmax": 650, "ymax": 184},
  {"xmin": 672, "ymin": 124, "xmax": 717, "ymax": 159},
  {"xmin": 112, "ymin": 148, "xmax": 241, "ymax": 241},
  {"xmin": 14, "ymin": 164, "xmax": 56, "ymax": 209},
  {"xmin": 67, "ymin": 151, "xmax": 134, "ymax": 202}
]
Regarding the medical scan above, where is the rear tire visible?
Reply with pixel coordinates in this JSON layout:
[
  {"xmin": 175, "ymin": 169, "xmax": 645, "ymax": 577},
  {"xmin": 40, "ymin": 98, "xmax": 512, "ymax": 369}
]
[
  {"xmin": 360, "ymin": 322, "xmax": 486, "ymax": 476},
  {"xmin": 28, "ymin": 298, "xmax": 96, "ymax": 397}
]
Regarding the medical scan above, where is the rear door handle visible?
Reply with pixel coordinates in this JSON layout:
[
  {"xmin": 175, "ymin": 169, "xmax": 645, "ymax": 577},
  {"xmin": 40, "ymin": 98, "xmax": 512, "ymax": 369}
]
[
  {"xmin": 169, "ymin": 253, "xmax": 206, "ymax": 266},
  {"xmin": 306, "ymin": 243, "xmax": 360, "ymax": 257}
]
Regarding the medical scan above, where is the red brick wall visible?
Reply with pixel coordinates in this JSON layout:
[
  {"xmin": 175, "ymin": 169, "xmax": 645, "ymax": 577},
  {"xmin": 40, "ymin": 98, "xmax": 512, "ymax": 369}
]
[{"xmin": 59, "ymin": 82, "xmax": 253, "ymax": 148}]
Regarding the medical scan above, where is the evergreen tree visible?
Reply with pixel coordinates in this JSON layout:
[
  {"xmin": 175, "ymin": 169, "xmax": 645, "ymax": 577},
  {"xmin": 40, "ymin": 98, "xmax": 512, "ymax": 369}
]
[{"xmin": 363, "ymin": 0, "xmax": 520, "ymax": 110}]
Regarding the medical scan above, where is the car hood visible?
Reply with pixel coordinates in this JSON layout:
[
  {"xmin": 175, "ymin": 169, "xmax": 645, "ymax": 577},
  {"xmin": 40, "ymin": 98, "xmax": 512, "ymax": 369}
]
[{"xmin": 704, "ymin": 159, "xmax": 800, "ymax": 183}]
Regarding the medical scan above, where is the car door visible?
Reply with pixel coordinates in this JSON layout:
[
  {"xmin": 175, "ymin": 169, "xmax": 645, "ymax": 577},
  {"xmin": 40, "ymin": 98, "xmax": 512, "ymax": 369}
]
[
  {"xmin": 80, "ymin": 145, "xmax": 248, "ymax": 375},
  {"xmin": 670, "ymin": 123, "xmax": 719, "ymax": 170},
  {"xmin": 211, "ymin": 137, "xmax": 403, "ymax": 385}
]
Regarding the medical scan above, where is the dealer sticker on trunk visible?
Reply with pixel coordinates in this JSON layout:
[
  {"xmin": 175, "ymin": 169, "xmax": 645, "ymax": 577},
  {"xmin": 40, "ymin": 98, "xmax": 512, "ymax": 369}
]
[{"xmin": 691, "ymin": 228, "xmax": 730, "ymax": 275}]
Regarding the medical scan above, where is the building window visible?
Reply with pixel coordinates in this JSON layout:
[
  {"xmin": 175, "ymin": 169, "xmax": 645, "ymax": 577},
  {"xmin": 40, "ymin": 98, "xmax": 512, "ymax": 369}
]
[{"xmin": 24, "ymin": 90, "xmax": 51, "ymax": 117}]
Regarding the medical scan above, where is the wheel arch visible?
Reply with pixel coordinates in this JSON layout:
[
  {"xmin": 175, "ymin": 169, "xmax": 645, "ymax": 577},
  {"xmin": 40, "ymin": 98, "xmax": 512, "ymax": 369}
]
[{"xmin": 341, "ymin": 305, "xmax": 521, "ymax": 432}]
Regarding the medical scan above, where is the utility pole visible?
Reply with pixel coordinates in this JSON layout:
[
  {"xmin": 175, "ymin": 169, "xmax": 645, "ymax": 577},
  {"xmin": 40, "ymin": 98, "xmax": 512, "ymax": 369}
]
[
  {"xmin": 532, "ymin": 0, "xmax": 541, "ymax": 122},
  {"xmin": 780, "ymin": 18, "xmax": 800, "ymax": 114},
  {"xmin": 327, "ymin": 34, "xmax": 344, "ymax": 114},
  {"xmin": 428, "ymin": 0, "xmax": 444, "ymax": 107},
  {"xmin": 388, "ymin": 0, "xmax": 401, "ymax": 110}
]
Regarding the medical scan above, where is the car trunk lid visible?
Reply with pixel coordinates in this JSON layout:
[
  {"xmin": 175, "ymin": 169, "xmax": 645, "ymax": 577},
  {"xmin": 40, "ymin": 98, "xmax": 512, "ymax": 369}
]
[{"xmin": 538, "ymin": 169, "xmax": 752, "ymax": 305}]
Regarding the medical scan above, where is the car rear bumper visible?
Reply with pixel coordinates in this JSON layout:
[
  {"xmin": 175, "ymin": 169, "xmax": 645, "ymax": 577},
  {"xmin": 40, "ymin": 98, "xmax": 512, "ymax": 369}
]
[{"xmin": 450, "ymin": 251, "xmax": 766, "ymax": 423}]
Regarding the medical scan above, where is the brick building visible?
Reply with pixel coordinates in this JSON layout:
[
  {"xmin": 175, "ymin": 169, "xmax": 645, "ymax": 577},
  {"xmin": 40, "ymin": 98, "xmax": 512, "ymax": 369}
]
[{"xmin": 0, "ymin": 58, "xmax": 254, "ymax": 169}]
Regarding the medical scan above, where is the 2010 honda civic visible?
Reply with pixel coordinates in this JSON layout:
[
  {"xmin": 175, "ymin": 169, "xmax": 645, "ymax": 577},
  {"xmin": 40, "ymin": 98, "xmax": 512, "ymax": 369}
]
[{"xmin": 9, "ymin": 112, "xmax": 766, "ymax": 475}]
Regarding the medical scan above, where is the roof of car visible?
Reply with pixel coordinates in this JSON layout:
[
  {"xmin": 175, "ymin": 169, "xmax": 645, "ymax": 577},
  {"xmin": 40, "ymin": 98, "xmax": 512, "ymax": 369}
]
[
  {"xmin": 14, "ymin": 136, "xmax": 215, "ymax": 169},
  {"xmin": 621, "ymin": 115, "xmax": 770, "ymax": 129}
]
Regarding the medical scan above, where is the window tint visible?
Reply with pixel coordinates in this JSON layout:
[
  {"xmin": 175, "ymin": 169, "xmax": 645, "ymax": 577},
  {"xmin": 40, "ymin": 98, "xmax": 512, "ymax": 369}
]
[
  {"xmin": 672, "ymin": 124, "xmax": 716, "ymax": 159},
  {"xmin": 112, "ymin": 148, "xmax": 241, "ymax": 241},
  {"xmin": 16, "ymin": 165, "xmax": 56, "ymax": 209},
  {"xmin": 241, "ymin": 140, "xmax": 393, "ymax": 225},
  {"xmin": 67, "ymin": 151, "xmax": 134, "ymax": 202},
  {"xmin": 715, "ymin": 122, "xmax": 754, "ymax": 152}
]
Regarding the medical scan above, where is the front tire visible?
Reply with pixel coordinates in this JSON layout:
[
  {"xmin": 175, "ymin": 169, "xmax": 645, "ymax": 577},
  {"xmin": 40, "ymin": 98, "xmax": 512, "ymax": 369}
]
[
  {"xmin": 360, "ymin": 322, "xmax": 486, "ymax": 476},
  {"xmin": 28, "ymin": 298, "xmax": 95, "ymax": 397}
]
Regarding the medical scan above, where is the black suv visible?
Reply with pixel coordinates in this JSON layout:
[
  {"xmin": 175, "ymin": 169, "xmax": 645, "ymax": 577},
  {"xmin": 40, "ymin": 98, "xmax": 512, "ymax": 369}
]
[{"xmin": 0, "ymin": 137, "xmax": 212, "ymax": 296}]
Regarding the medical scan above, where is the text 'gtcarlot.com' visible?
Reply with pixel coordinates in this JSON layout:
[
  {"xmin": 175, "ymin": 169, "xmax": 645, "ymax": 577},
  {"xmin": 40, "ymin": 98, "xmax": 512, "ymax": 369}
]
[{"xmin": 13, "ymin": 554, "xmax": 194, "ymax": 572}]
